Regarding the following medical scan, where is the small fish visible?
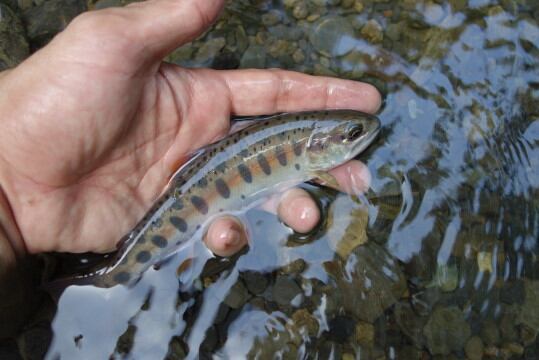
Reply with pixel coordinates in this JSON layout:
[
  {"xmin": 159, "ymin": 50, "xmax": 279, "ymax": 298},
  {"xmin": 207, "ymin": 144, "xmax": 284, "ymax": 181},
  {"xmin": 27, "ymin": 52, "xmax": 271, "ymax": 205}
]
[{"xmin": 79, "ymin": 110, "xmax": 380, "ymax": 287}]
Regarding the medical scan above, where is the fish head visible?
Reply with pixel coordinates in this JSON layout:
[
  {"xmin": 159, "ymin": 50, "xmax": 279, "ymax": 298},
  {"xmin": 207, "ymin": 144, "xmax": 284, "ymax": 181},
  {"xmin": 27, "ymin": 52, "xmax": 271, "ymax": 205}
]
[{"xmin": 305, "ymin": 111, "xmax": 381, "ymax": 171}]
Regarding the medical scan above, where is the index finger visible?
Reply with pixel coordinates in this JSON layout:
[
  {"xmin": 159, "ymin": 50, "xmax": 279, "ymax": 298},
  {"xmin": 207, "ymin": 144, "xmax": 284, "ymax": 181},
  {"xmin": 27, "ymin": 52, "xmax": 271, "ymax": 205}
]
[{"xmin": 218, "ymin": 68, "xmax": 382, "ymax": 115}]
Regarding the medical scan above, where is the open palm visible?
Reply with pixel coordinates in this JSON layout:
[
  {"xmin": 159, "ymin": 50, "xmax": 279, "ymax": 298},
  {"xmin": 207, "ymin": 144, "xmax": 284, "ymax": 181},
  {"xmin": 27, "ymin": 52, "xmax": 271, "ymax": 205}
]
[{"xmin": 0, "ymin": 0, "xmax": 380, "ymax": 254}]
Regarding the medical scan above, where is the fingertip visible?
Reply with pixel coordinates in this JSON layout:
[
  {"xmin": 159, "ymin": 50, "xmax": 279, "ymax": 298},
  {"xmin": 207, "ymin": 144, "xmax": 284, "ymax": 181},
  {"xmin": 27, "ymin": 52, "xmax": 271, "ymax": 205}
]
[
  {"xmin": 329, "ymin": 160, "xmax": 371, "ymax": 195},
  {"xmin": 360, "ymin": 82, "xmax": 383, "ymax": 113},
  {"xmin": 204, "ymin": 216, "xmax": 248, "ymax": 257},
  {"xmin": 277, "ymin": 188, "xmax": 320, "ymax": 234}
]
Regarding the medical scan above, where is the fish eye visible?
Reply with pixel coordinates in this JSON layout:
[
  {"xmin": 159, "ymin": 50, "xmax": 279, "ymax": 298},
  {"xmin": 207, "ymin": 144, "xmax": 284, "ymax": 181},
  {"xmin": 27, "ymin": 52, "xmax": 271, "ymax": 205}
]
[{"xmin": 346, "ymin": 124, "xmax": 363, "ymax": 141}]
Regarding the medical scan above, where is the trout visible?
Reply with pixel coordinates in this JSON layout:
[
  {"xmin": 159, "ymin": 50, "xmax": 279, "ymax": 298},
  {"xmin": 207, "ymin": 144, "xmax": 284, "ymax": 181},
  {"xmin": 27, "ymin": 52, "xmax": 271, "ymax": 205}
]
[{"xmin": 85, "ymin": 110, "xmax": 380, "ymax": 287}]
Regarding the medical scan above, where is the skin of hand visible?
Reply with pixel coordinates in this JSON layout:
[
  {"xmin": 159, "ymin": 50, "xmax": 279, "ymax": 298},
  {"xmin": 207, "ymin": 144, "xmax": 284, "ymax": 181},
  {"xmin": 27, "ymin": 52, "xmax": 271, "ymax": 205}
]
[{"xmin": 0, "ymin": 0, "xmax": 381, "ymax": 258}]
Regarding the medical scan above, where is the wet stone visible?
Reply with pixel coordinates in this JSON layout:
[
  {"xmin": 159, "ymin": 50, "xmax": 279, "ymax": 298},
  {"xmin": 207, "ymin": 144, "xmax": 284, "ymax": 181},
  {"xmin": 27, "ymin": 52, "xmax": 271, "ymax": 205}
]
[
  {"xmin": 280, "ymin": 259, "xmax": 306, "ymax": 275},
  {"xmin": 115, "ymin": 324, "xmax": 136, "ymax": 355},
  {"xmin": 292, "ymin": 2, "xmax": 309, "ymax": 20},
  {"xmin": 423, "ymin": 306, "xmax": 471, "ymax": 355},
  {"xmin": 248, "ymin": 297, "xmax": 266, "ymax": 310},
  {"xmin": 240, "ymin": 45, "xmax": 266, "ymax": 68},
  {"xmin": 355, "ymin": 321, "xmax": 375, "ymax": 347},
  {"xmin": 200, "ymin": 326, "xmax": 218, "ymax": 353},
  {"xmin": 214, "ymin": 303, "xmax": 230, "ymax": 324},
  {"xmin": 283, "ymin": 0, "xmax": 297, "ymax": 7},
  {"xmin": 464, "ymin": 336, "xmax": 484, "ymax": 360},
  {"xmin": 242, "ymin": 271, "xmax": 268, "ymax": 295},
  {"xmin": 194, "ymin": 37, "xmax": 226, "ymax": 64},
  {"xmin": 327, "ymin": 243, "xmax": 407, "ymax": 323},
  {"xmin": 93, "ymin": 0, "xmax": 123, "ymax": 9},
  {"xmin": 326, "ymin": 316, "xmax": 355, "ymax": 343},
  {"xmin": 499, "ymin": 310, "xmax": 518, "ymax": 342},
  {"xmin": 0, "ymin": 3, "xmax": 29, "ymax": 70},
  {"xmin": 360, "ymin": 19, "xmax": 384, "ymax": 43},
  {"xmin": 289, "ymin": 309, "xmax": 319, "ymax": 337},
  {"xmin": 22, "ymin": 0, "xmax": 87, "ymax": 50},
  {"xmin": 394, "ymin": 301, "xmax": 427, "ymax": 348},
  {"xmin": 272, "ymin": 275, "xmax": 302, "ymax": 307},
  {"xmin": 261, "ymin": 10, "xmax": 282, "ymax": 26},
  {"xmin": 308, "ymin": 16, "xmax": 356, "ymax": 57},
  {"xmin": 165, "ymin": 336, "xmax": 187, "ymax": 360},
  {"xmin": 480, "ymin": 320, "xmax": 500, "ymax": 346},
  {"xmin": 223, "ymin": 280, "xmax": 250, "ymax": 309},
  {"xmin": 292, "ymin": 48, "xmax": 305, "ymax": 63},
  {"xmin": 517, "ymin": 280, "xmax": 539, "ymax": 335}
]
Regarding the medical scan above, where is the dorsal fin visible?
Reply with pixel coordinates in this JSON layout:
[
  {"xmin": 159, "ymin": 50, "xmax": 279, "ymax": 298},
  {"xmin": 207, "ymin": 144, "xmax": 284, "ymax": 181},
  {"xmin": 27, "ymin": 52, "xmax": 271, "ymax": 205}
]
[
  {"xmin": 229, "ymin": 113, "xmax": 286, "ymax": 134},
  {"xmin": 169, "ymin": 148, "xmax": 208, "ymax": 185}
]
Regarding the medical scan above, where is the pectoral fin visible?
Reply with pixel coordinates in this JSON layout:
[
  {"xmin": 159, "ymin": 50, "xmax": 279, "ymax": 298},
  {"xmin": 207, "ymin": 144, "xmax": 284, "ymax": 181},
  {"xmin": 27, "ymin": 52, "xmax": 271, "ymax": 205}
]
[{"xmin": 312, "ymin": 171, "xmax": 340, "ymax": 191}]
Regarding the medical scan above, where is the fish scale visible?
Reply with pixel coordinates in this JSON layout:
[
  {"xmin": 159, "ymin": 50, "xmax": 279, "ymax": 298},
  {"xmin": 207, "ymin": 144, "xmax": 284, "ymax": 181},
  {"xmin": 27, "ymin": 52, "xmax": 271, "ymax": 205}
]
[{"xmin": 83, "ymin": 110, "xmax": 380, "ymax": 287}]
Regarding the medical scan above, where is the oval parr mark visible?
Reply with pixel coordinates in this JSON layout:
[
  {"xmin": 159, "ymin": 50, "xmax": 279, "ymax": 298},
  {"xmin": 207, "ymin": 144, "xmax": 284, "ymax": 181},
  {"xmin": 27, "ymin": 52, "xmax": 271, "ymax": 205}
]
[
  {"xmin": 151, "ymin": 235, "xmax": 168, "ymax": 248},
  {"xmin": 293, "ymin": 141, "xmax": 303, "ymax": 156},
  {"xmin": 237, "ymin": 164, "xmax": 253, "ymax": 183},
  {"xmin": 295, "ymin": 164, "xmax": 301, "ymax": 170},
  {"xmin": 197, "ymin": 177, "xmax": 208, "ymax": 188},
  {"xmin": 172, "ymin": 199, "xmax": 184, "ymax": 210},
  {"xmin": 257, "ymin": 153, "xmax": 272, "ymax": 175},
  {"xmin": 136, "ymin": 250, "xmax": 151, "ymax": 263},
  {"xmin": 170, "ymin": 216, "xmax": 188, "ymax": 232},
  {"xmin": 275, "ymin": 145, "xmax": 287, "ymax": 166},
  {"xmin": 191, "ymin": 195, "xmax": 209, "ymax": 214},
  {"xmin": 215, "ymin": 162, "xmax": 227, "ymax": 173},
  {"xmin": 215, "ymin": 178, "xmax": 231, "ymax": 199},
  {"xmin": 113, "ymin": 271, "xmax": 131, "ymax": 284}
]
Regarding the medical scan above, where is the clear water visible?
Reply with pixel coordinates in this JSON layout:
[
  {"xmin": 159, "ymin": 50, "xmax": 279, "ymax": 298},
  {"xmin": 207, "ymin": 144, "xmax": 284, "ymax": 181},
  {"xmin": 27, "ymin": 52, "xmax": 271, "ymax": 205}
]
[{"xmin": 42, "ymin": 0, "xmax": 539, "ymax": 358}]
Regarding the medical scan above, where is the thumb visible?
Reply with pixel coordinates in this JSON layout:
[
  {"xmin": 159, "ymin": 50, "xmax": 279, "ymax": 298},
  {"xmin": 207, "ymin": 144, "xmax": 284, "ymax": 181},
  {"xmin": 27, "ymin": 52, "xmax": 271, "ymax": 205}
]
[{"xmin": 68, "ymin": 0, "xmax": 225, "ymax": 63}]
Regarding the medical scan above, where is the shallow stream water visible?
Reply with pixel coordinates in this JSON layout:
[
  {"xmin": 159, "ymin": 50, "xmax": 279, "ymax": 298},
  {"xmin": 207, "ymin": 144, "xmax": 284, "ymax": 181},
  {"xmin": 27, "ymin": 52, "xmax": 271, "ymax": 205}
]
[{"xmin": 2, "ymin": 0, "xmax": 539, "ymax": 359}]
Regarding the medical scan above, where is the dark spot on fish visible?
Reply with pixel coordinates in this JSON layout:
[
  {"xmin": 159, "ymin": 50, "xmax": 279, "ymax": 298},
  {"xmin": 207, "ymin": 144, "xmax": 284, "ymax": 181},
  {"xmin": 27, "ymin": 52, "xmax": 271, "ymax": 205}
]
[
  {"xmin": 275, "ymin": 145, "xmax": 287, "ymax": 166},
  {"xmin": 170, "ymin": 216, "xmax": 188, "ymax": 232},
  {"xmin": 136, "ymin": 250, "xmax": 151, "ymax": 263},
  {"xmin": 215, "ymin": 178, "xmax": 231, "ymax": 198},
  {"xmin": 198, "ymin": 177, "xmax": 208, "ymax": 188},
  {"xmin": 151, "ymin": 235, "xmax": 168, "ymax": 248},
  {"xmin": 113, "ymin": 271, "xmax": 131, "ymax": 284},
  {"xmin": 296, "ymin": 116, "xmax": 299, "ymax": 120},
  {"xmin": 152, "ymin": 218, "xmax": 163, "ymax": 228},
  {"xmin": 293, "ymin": 141, "xmax": 303, "ymax": 156},
  {"xmin": 241, "ymin": 194, "xmax": 246, "ymax": 200},
  {"xmin": 191, "ymin": 196, "xmax": 209, "ymax": 214},
  {"xmin": 238, "ymin": 164, "xmax": 252, "ymax": 183},
  {"xmin": 264, "ymin": 121, "xmax": 269, "ymax": 125},
  {"xmin": 295, "ymin": 164, "xmax": 300, "ymax": 170},
  {"xmin": 216, "ymin": 162, "xmax": 227, "ymax": 173},
  {"xmin": 257, "ymin": 154, "xmax": 271, "ymax": 175},
  {"xmin": 239, "ymin": 148, "xmax": 249, "ymax": 158},
  {"xmin": 196, "ymin": 225, "xmax": 201, "ymax": 230}
]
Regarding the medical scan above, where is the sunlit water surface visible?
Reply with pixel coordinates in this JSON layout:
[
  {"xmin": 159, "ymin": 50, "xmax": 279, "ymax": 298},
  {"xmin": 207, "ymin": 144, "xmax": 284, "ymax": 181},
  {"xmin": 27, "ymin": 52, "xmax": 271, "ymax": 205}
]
[{"xmin": 46, "ymin": 1, "xmax": 538, "ymax": 359}]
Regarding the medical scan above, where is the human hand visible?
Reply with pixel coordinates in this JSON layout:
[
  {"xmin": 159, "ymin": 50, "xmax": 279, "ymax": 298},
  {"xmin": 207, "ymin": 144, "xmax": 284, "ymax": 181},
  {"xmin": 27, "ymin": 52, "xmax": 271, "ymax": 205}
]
[{"xmin": 0, "ymin": 0, "xmax": 380, "ymax": 257}]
